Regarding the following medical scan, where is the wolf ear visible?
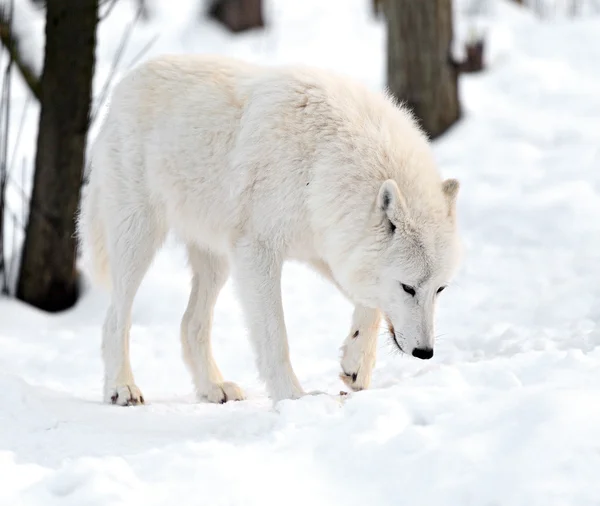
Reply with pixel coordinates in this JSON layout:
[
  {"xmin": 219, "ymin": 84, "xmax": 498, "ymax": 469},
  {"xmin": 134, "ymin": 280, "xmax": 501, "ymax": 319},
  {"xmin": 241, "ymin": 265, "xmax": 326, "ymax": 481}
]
[
  {"xmin": 442, "ymin": 178, "xmax": 460, "ymax": 215},
  {"xmin": 377, "ymin": 179, "xmax": 406, "ymax": 234}
]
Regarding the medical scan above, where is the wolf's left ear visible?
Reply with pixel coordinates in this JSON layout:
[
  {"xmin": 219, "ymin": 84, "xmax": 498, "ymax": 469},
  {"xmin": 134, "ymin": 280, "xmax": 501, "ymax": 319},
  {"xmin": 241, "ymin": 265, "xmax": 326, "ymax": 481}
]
[
  {"xmin": 442, "ymin": 178, "xmax": 460, "ymax": 215},
  {"xmin": 377, "ymin": 179, "xmax": 407, "ymax": 233}
]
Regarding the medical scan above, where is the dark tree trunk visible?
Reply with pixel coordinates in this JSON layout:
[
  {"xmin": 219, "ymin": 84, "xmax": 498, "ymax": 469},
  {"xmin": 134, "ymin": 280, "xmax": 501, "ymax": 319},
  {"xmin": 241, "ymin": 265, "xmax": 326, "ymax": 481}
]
[
  {"xmin": 460, "ymin": 39, "xmax": 485, "ymax": 73},
  {"xmin": 386, "ymin": 0, "xmax": 461, "ymax": 139},
  {"xmin": 16, "ymin": 0, "xmax": 97, "ymax": 312},
  {"xmin": 208, "ymin": 0, "xmax": 264, "ymax": 33}
]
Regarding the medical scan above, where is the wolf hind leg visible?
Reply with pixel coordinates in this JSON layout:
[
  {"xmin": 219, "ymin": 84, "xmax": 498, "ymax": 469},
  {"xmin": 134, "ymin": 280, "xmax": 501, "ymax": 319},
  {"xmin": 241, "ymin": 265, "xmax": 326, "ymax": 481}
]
[
  {"xmin": 102, "ymin": 204, "xmax": 166, "ymax": 406},
  {"xmin": 181, "ymin": 245, "xmax": 245, "ymax": 403}
]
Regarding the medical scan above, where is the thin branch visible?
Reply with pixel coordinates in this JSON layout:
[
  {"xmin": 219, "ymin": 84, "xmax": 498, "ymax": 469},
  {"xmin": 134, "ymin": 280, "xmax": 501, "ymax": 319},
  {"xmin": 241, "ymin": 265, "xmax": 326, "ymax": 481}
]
[
  {"xmin": 9, "ymin": 93, "xmax": 30, "ymax": 177},
  {"xmin": 8, "ymin": 207, "xmax": 20, "ymax": 294},
  {"xmin": 99, "ymin": 0, "xmax": 120, "ymax": 22},
  {"xmin": 90, "ymin": 1, "xmax": 145, "ymax": 125},
  {"xmin": 7, "ymin": 169, "xmax": 29, "ymax": 206},
  {"xmin": 127, "ymin": 32, "xmax": 158, "ymax": 69},
  {"xmin": 0, "ymin": 6, "xmax": 40, "ymax": 101},
  {"xmin": 0, "ymin": 0, "xmax": 13, "ymax": 295}
]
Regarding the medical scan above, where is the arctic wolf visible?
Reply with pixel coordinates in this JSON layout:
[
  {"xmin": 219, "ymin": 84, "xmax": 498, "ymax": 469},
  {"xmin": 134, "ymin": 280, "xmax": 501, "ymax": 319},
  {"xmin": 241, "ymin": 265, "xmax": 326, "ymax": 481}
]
[{"xmin": 77, "ymin": 54, "xmax": 462, "ymax": 406}]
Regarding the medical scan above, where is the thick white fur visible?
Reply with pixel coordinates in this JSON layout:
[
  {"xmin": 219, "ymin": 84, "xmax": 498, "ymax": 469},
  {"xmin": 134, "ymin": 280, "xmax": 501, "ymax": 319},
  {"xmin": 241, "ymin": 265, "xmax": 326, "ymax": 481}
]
[{"xmin": 77, "ymin": 54, "xmax": 462, "ymax": 406}]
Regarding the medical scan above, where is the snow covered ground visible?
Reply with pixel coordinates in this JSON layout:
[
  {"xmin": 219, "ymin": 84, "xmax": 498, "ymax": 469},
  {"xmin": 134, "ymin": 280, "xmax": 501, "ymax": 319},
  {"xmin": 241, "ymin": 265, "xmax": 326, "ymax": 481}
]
[{"xmin": 2, "ymin": 0, "xmax": 600, "ymax": 504}]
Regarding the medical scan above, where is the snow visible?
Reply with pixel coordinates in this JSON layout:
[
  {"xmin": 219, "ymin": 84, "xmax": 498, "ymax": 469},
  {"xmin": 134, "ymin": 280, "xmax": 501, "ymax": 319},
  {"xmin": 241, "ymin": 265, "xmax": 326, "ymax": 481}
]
[{"xmin": 2, "ymin": 0, "xmax": 600, "ymax": 504}]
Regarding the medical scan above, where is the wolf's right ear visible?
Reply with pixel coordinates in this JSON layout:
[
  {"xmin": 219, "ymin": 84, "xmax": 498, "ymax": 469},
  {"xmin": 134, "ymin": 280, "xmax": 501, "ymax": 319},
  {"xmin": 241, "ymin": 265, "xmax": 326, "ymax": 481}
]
[
  {"xmin": 442, "ymin": 178, "xmax": 460, "ymax": 216},
  {"xmin": 377, "ymin": 179, "xmax": 407, "ymax": 234}
]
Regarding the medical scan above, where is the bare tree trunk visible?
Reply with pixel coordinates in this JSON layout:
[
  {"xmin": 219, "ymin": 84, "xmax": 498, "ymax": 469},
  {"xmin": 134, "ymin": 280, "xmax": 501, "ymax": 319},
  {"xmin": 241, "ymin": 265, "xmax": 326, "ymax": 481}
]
[
  {"xmin": 386, "ymin": 0, "xmax": 460, "ymax": 139},
  {"xmin": 16, "ymin": 0, "xmax": 97, "ymax": 312},
  {"xmin": 208, "ymin": 0, "xmax": 264, "ymax": 33}
]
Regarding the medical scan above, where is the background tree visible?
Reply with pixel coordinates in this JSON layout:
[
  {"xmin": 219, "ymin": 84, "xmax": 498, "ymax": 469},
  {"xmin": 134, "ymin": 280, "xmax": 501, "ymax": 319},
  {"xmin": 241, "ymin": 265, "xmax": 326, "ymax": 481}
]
[
  {"xmin": 16, "ymin": 0, "xmax": 98, "ymax": 311},
  {"xmin": 386, "ymin": 0, "xmax": 461, "ymax": 139},
  {"xmin": 208, "ymin": 0, "xmax": 264, "ymax": 33}
]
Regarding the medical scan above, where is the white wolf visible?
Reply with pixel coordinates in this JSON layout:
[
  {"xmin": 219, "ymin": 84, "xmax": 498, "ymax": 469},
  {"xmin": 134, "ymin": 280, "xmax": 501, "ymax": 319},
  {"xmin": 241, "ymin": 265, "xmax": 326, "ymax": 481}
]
[{"xmin": 77, "ymin": 54, "xmax": 462, "ymax": 406}]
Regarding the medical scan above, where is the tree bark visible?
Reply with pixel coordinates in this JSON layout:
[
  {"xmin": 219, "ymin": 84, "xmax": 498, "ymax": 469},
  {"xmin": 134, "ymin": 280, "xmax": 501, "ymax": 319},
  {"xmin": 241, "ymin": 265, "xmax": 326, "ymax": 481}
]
[
  {"xmin": 386, "ymin": 0, "xmax": 460, "ymax": 139},
  {"xmin": 208, "ymin": 0, "xmax": 264, "ymax": 33},
  {"xmin": 16, "ymin": 0, "xmax": 97, "ymax": 312}
]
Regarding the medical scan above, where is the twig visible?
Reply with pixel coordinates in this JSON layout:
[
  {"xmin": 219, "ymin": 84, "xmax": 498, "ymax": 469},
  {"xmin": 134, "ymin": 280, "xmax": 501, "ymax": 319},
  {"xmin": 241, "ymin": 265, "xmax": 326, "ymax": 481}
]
[
  {"xmin": 21, "ymin": 155, "xmax": 25, "ymax": 241},
  {"xmin": 90, "ymin": 2, "xmax": 145, "ymax": 125},
  {"xmin": 0, "ymin": 4, "xmax": 40, "ymax": 101},
  {"xmin": 6, "ymin": 171, "xmax": 28, "ymax": 207},
  {"xmin": 0, "ymin": 0, "xmax": 13, "ymax": 295},
  {"xmin": 8, "ymin": 207, "xmax": 18, "ymax": 293},
  {"xmin": 99, "ymin": 0, "xmax": 120, "ymax": 22},
  {"xmin": 127, "ymin": 32, "xmax": 158, "ymax": 70},
  {"xmin": 9, "ymin": 93, "xmax": 30, "ymax": 178}
]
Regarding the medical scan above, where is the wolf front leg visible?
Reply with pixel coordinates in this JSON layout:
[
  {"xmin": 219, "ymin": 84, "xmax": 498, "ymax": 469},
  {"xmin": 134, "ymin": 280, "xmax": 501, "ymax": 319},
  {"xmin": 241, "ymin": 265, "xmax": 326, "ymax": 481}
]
[
  {"xmin": 308, "ymin": 258, "xmax": 381, "ymax": 392},
  {"xmin": 233, "ymin": 240, "xmax": 306, "ymax": 402},
  {"xmin": 339, "ymin": 306, "xmax": 381, "ymax": 391}
]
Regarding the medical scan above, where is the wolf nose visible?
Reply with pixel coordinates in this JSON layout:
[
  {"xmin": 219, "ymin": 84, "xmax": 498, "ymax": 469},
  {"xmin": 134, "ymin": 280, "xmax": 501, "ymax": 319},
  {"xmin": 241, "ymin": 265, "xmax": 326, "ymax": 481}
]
[{"xmin": 412, "ymin": 347, "xmax": 434, "ymax": 360}]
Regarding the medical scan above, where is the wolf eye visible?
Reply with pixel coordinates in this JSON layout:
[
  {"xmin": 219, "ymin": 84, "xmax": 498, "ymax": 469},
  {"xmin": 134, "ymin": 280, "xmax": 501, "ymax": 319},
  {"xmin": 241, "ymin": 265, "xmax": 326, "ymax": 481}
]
[
  {"xmin": 401, "ymin": 283, "xmax": 416, "ymax": 297},
  {"xmin": 437, "ymin": 286, "xmax": 446, "ymax": 294}
]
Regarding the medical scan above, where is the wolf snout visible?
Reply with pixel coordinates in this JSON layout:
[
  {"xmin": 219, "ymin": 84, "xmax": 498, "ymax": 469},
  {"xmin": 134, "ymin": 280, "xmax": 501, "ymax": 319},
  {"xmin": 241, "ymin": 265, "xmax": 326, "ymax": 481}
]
[{"xmin": 412, "ymin": 347, "xmax": 433, "ymax": 360}]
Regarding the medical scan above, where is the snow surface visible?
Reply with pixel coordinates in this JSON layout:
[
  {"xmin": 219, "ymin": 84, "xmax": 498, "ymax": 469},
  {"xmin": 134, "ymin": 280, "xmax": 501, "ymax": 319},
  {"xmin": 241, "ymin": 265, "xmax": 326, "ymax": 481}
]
[{"xmin": 2, "ymin": 0, "xmax": 600, "ymax": 504}]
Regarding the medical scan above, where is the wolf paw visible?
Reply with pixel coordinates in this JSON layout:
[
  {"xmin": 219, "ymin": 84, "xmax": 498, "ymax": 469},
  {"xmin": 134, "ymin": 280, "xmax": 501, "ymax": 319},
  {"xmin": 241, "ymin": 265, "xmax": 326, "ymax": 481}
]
[
  {"xmin": 106, "ymin": 384, "xmax": 145, "ymax": 406},
  {"xmin": 339, "ymin": 367, "xmax": 371, "ymax": 392},
  {"xmin": 340, "ymin": 339, "xmax": 375, "ymax": 392},
  {"xmin": 201, "ymin": 381, "xmax": 245, "ymax": 404}
]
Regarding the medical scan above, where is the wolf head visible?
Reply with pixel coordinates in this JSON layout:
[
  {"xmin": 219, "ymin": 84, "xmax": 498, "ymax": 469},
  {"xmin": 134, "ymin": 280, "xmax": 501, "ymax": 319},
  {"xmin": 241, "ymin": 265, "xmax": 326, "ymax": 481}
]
[{"xmin": 338, "ymin": 177, "xmax": 461, "ymax": 360}]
